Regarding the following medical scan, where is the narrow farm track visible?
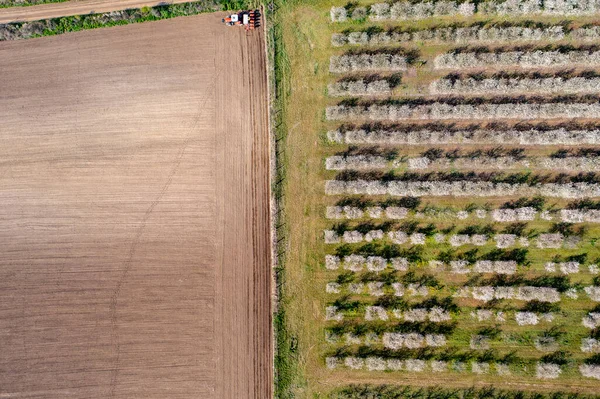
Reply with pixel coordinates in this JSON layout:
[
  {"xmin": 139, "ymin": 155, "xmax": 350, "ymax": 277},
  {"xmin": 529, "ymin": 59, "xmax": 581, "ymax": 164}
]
[
  {"xmin": 0, "ymin": 0, "xmax": 201, "ymax": 23},
  {"xmin": 0, "ymin": 12, "xmax": 271, "ymax": 399}
]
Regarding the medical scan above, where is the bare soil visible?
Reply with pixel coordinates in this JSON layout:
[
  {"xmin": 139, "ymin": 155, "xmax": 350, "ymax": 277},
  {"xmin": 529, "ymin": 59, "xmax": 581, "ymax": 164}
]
[{"xmin": 0, "ymin": 12, "xmax": 271, "ymax": 399}]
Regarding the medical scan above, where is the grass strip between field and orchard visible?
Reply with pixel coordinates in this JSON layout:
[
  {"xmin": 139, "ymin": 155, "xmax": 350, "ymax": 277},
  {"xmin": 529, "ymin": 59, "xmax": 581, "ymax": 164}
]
[{"xmin": 266, "ymin": 1, "xmax": 298, "ymax": 398}]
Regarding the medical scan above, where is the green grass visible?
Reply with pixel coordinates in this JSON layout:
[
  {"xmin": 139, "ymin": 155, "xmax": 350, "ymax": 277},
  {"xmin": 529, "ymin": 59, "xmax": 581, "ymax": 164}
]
[
  {"xmin": 0, "ymin": 0, "xmax": 68, "ymax": 8},
  {"xmin": 268, "ymin": 1, "xmax": 298, "ymax": 398}
]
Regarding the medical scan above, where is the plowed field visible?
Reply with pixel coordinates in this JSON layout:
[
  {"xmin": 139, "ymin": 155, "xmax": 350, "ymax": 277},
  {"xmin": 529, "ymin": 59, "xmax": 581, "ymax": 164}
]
[{"xmin": 0, "ymin": 12, "xmax": 271, "ymax": 399}]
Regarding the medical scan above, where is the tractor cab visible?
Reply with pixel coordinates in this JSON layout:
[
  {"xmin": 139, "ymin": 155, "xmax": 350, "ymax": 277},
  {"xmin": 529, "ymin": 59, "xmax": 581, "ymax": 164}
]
[{"xmin": 222, "ymin": 13, "xmax": 240, "ymax": 26}]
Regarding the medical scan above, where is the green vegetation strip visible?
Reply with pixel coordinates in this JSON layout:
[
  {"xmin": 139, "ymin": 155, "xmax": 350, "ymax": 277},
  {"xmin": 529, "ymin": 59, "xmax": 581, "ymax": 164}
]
[
  {"xmin": 0, "ymin": 0, "xmax": 67, "ymax": 8},
  {"xmin": 331, "ymin": 384, "xmax": 600, "ymax": 399},
  {"xmin": 269, "ymin": 0, "xmax": 296, "ymax": 397},
  {"xmin": 0, "ymin": 0, "xmax": 249, "ymax": 40}
]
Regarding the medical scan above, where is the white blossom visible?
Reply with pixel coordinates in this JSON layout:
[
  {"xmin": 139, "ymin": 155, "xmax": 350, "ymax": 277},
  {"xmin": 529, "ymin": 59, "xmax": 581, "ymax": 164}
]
[
  {"xmin": 476, "ymin": 309, "xmax": 493, "ymax": 321},
  {"xmin": 387, "ymin": 358, "xmax": 403, "ymax": 370},
  {"xmin": 559, "ymin": 262, "xmax": 580, "ymax": 275},
  {"xmin": 326, "ymin": 282, "xmax": 341, "ymax": 294},
  {"xmin": 450, "ymin": 234, "xmax": 471, "ymax": 247},
  {"xmin": 580, "ymin": 364, "xmax": 600, "ymax": 380},
  {"xmin": 326, "ymin": 206, "xmax": 344, "ymax": 219},
  {"xmin": 368, "ymin": 281, "xmax": 385, "ymax": 296},
  {"xmin": 365, "ymin": 305, "xmax": 388, "ymax": 320},
  {"xmin": 389, "ymin": 230, "xmax": 408, "ymax": 244},
  {"xmin": 426, "ymin": 334, "xmax": 447, "ymax": 347},
  {"xmin": 545, "ymin": 262, "xmax": 557, "ymax": 272},
  {"xmin": 324, "ymin": 230, "xmax": 340, "ymax": 244},
  {"xmin": 345, "ymin": 357, "xmax": 364, "ymax": 370},
  {"xmin": 330, "ymin": 6, "xmax": 347, "ymax": 22},
  {"xmin": 392, "ymin": 257, "xmax": 409, "ymax": 271},
  {"xmin": 365, "ymin": 230, "xmax": 384, "ymax": 242},
  {"xmin": 495, "ymin": 286, "xmax": 515, "ymax": 299},
  {"xmin": 343, "ymin": 230, "xmax": 363, "ymax": 243},
  {"xmin": 435, "ymin": 49, "xmax": 600, "ymax": 70},
  {"xmin": 536, "ymin": 363, "xmax": 561, "ymax": 379},
  {"xmin": 407, "ymin": 283, "xmax": 429, "ymax": 296},
  {"xmin": 331, "ymin": 126, "xmax": 600, "ymax": 146},
  {"xmin": 325, "ymin": 255, "xmax": 340, "ymax": 270},
  {"xmin": 472, "ymin": 362, "xmax": 490, "ymax": 374},
  {"xmin": 516, "ymin": 311, "xmax": 539, "ymax": 325},
  {"xmin": 536, "ymin": 233, "xmax": 564, "ymax": 248},
  {"xmin": 366, "ymin": 357, "xmax": 387, "ymax": 371},
  {"xmin": 583, "ymin": 312, "xmax": 600, "ymax": 329},
  {"xmin": 496, "ymin": 363, "xmax": 511, "ymax": 376},
  {"xmin": 386, "ymin": 207, "xmax": 409, "ymax": 219},
  {"xmin": 429, "ymin": 307, "xmax": 452, "ymax": 322},
  {"xmin": 344, "ymin": 255, "xmax": 366, "ymax": 272},
  {"xmin": 405, "ymin": 359, "xmax": 426, "ymax": 372},
  {"xmin": 348, "ymin": 283, "xmax": 364, "ymax": 294},
  {"xmin": 585, "ymin": 286, "xmax": 600, "ymax": 301},
  {"xmin": 330, "ymin": 54, "xmax": 408, "ymax": 73},
  {"xmin": 405, "ymin": 333, "xmax": 426, "ymax": 348},
  {"xmin": 408, "ymin": 157, "xmax": 431, "ymax": 170},
  {"xmin": 431, "ymin": 360, "xmax": 447, "ymax": 372},
  {"xmin": 367, "ymin": 206, "xmax": 383, "ymax": 218},
  {"xmin": 451, "ymin": 260, "xmax": 471, "ymax": 274},
  {"xmin": 565, "ymin": 288, "xmax": 579, "ymax": 299},
  {"xmin": 392, "ymin": 282, "xmax": 405, "ymax": 297},
  {"xmin": 326, "ymin": 155, "xmax": 388, "ymax": 170},
  {"xmin": 326, "ymin": 306, "xmax": 343, "ymax": 321},
  {"xmin": 473, "ymin": 286, "xmax": 495, "ymax": 301},
  {"xmin": 366, "ymin": 256, "xmax": 386, "ymax": 271},
  {"xmin": 581, "ymin": 338, "xmax": 600, "ymax": 353},
  {"xmin": 410, "ymin": 233, "xmax": 426, "ymax": 245},
  {"xmin": 431, "ymin": 76, "xmax": 600, "ymax": 96},
  {"xmin": 326, "ymin": 180, "xmax": 600, "ymax": 199},
  {"xmin": 326, "ymin": 357, "xmax": 340, "ymax": 369},
  {"xmin": 404, "ymin": 308, "xmax": 428, "ymax": 322},
  {"xmin": 495, "ymin": 234, "xmax": 516, "ymax": 248},
  {"xmin": 344, "ymin": 206, "xmax": 364, "ymax": 219},
  {"xmin": 345, "ymin": 333, "xmax": 362, "ymax": 345},
  {"xmin": 457, "ymin": 210, "xmax": 469, "ymax": 219},
  {"xmin": 516, "ymin": 286, "xmax": 560, "ymax": 302},
  {"xmin": 496, "ymin": 311, "xmax": 506, "ymax": 322}
]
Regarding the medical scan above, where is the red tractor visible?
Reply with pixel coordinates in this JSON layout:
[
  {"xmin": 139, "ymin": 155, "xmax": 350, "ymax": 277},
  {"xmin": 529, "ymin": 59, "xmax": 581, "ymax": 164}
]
[{"xmin": 222, "ymin": 10, "xmax": 260, "ymax": 30}]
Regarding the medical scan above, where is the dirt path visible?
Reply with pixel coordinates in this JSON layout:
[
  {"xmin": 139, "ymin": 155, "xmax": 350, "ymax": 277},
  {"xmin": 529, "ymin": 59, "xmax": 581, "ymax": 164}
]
[
  {"xmin": 0, "ymin": 12, "xmax": 271, "ymax": 399},
  {"xmin": 0, "ymin": 0, "xmax": 202, "ymax": 23}
]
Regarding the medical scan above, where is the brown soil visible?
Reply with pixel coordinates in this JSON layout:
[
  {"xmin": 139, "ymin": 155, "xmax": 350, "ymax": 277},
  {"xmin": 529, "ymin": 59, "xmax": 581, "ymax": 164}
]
[{"xmin": 0, "ymin": 12, "xmax": 271, "ymax": 399}]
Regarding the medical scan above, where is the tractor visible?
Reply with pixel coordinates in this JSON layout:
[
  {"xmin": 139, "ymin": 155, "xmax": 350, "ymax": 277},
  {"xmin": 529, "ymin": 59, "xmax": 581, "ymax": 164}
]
[{"xmin": 222, "ymin": 10, "xmax": 260, "ymax": 31}]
